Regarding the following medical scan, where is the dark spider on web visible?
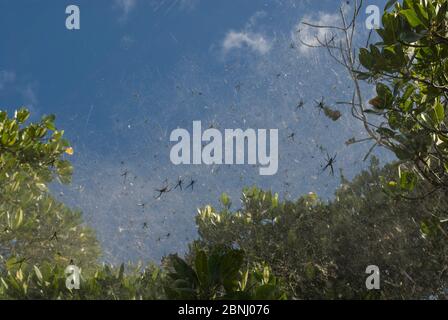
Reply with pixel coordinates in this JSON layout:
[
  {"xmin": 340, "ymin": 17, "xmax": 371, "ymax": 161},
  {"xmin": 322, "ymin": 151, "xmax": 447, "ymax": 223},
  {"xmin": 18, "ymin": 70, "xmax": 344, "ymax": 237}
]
[
  {"xmin": 173, "ymin": 177, "xmax": 184, "ymax": 191},
  {"xmin": 121, "ymin": 170, "xmax": 129, "ymax": 184},
  {"xmin": 296, "ymin": 99, "xmax": 305, "ymax": 110},
  {"xmin": 287, "ymin": 132, "xmax": 295, "ymax": 141},
  {"xmin": 322, "ymin": 152, "xmax": 337, "ymax": 176},
  {"xmin": 11, "ymin": 257, "xmax": 29, "ymax": 269},
  {"xmin": 49, "ymin": 231, "xmax": 58, "ymax": 241},
  {"xmin": 154, "ymin": 184, "xmax": 171, "ymax": 199},
  {"xmin": 186, "ymin": 179, "xmax": 196, "ymax": 190},
  {"xmin": 314, "ymin": 97, "xmax": 326, "ymax": 113}
]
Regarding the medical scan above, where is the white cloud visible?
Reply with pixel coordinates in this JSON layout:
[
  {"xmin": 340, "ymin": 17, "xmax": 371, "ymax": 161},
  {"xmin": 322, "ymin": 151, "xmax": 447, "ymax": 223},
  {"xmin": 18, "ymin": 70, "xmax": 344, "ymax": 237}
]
[
  {"xmin": 246, "ymin": 11, "xmax": 267, "ymax": 29},
  {"xmin": 22, "ymin": 84, "xmax": 38, "ymax": 106},
  {"xmin": 222, "ymin": 31, "xmax": 271, "ymax": 55},
  {"xmin": 293, "ymin": 12, "xmax": 340, "ymax": 55},
  {"xmin": 114, "ymin": 0, "xmax": 137, "ymax": 19},
  {"xmin": 0, "ymin": 71, "xmax": 38, "ymax": 113},
  {"xmin": 0, "ymin": 70, "xmax": 15, "ymax": 90}
]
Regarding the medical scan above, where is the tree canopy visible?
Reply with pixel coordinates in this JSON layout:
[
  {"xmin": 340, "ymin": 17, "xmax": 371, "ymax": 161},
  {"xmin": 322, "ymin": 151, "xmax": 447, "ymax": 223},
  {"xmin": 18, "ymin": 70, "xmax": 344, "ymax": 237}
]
[
  {"xmin": 0, "ymin": 109, "xmax": 99, "ymax": 269},
  {"xmin": 195, "ymin": 159, "xmax": 448, "ymax": 299},
  {"xmin": 1, "ymin": 0, "xmax": 448, "ymax": 300},
  {"xmin": 359, "ymin": 0, "xmax": 448, "ymax": 193}
]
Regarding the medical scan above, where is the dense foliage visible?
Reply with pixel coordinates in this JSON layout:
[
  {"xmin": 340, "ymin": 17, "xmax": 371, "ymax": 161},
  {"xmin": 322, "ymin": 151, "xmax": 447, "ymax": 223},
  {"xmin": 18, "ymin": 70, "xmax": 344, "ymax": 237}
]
[
  {"xmin": 358, "ymin": 0, "xmax": 448, "ymax": 192},
  {"xmin": 195, "ymin": 159, "xmax": 448, "ymax": 299},
  {"xmin": 164, "ymin": 246, "xmax": 285, "ymax": 300},
  {"xmin": 0, "ymin": 247, "xmax": 284, "ymax": 300},
  {"xmin": 0, "ymin": 109, "xmax": 285, "ymax": 300},
  {"xmin": 1, "ymin": 0, "xmax": 448, "ymax": 300},
  {"xmin": 0, "ymin": 109, "xmax": 99, "ymax": 269}
]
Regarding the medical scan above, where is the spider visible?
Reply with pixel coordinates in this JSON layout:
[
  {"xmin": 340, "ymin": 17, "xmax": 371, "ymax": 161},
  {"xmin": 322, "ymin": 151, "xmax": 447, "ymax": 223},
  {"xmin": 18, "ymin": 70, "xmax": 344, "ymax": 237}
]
[
  {"xmin": 322, "ymin": 152, "xmax": 337, "ymax": 176},
  {"xmin": 121, "ymin": 170, "xmax": 129, "ymax": 184},
  {"xmin": 11, "ymin": 257, "xmax": 29, "ymax": 268},
  {"xmin": 173, "ymin": 177, "xmax": 184, "ymax": 191},
  {"xmin": 49, "ymin": 231, "xmax": 59, "ymax": 241},
  {"xmin": 287, "ymin": 132, "xmax": 295, "ymax": 141},
  {"xmin": 314, "ymin": 97, "xmax": 326, "ymax": 113},
  {"xmin": 186, "ymin": 179, "xmax": 196, "ymax": 190},
  {"xmin": 154, "ymin": 183, "xmax": 171, "ymax": 199},
  {"xmin": 235, "ymin": 83, "xmax": 241, "ymax": 92},
  {"xmin": 296, "ymin": 99, "xmax": 305, "ymax": 110}
]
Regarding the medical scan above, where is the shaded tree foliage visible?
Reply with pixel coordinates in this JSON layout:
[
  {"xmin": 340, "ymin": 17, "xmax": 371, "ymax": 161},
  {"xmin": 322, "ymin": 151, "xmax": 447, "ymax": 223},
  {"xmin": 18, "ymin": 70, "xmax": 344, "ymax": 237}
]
[
  {"xmin": 2, "ymin": 0, "xmax": 448, "ymax": 300},
  {"xmin": 0, "ymin": 108, "xmax": 285, "ymax": 300},
  {"xmin": 300, "ymin": 0, "xmax": 448, "ymax": 194},
  {"xmin": 0, "ymin": 109, "xmax": 99, "ymax": 268},
  {"xmin": 0, "ymin": 247, "xmax": 284, "ymax": 300},
  {"xmin": 359, "ymin": 0, "xmax": 448, "ymax": 192},
  {"xmin": 164, "ymin": 246, "xmax": 285, "ymax": 300},
  {"xmin": 195, "ymin": 159, "xmax": 448, "ymax": 299}
]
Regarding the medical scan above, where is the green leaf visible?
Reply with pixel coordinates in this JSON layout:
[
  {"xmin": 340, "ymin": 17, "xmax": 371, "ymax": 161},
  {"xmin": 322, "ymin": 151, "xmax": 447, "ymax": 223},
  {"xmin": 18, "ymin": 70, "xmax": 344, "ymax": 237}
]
[
  {"xmin": 377, "ymin": 127, "xmax": 396, "ymax": 138},
  {"xmin": 376, "ymin": 83, "xmax": 394, "ymax": 108},
  {"xmin": 34, "ymin": 266, "xmax": 43, "ymax": 282},
  {"xmin": 400, "ymin": 9, "xmax": 423, "ymax": 27},
  {"xmin": 433, "ymin": 101, "xmax": 445, "ymax": 124},
  {"xmin": 42, "ymin": 115, "xmax": 56, "ymax": 131},
  {"xmin": 384, "ymin": 0, "xmax": 397, "ymax": 11},
  {"xmin": 194, "ymin": 250, "xmax": 208, "ymax": 285},
  {"xmin": 220, "ymin": 193, "xmax": 231, "ymax": 208},
  {"xmin": 391, "ymin": 145, "xmax": 412, "ymax": 160},
  {"xmin": 262, "ymin": 265, "xmax": 270, "ymax": 284},
  {"xmin": 399, "ymin": 168, "xmax": 417, "ymax": 191},
  {"xmin": 355, "ymin": 71, "xmax": 371, "ymax": 80},
  {"xmin": 359, "ymin": 48, "xmax": 374, "ymax": 69},
  {"xmin": 15, "ymin": 208, "xmax": 24, "ymax": 228},
  {"xmin": 118, "ymin": 264, "xmax": 124, "ymax": 281},
  {"xmin": 399, "ymin": 30, "xmax": 425, "ymax": 43},
  {"xmin": 15, "ymin": 109, "xmax": 30, "ymax": 124}
]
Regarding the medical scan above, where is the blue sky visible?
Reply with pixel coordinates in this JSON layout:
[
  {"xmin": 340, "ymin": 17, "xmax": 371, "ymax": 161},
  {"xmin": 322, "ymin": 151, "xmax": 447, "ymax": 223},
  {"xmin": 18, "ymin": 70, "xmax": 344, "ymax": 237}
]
[{"xmin": 0, "ymin": 0, "xmax": 392, "ymax": 263}]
